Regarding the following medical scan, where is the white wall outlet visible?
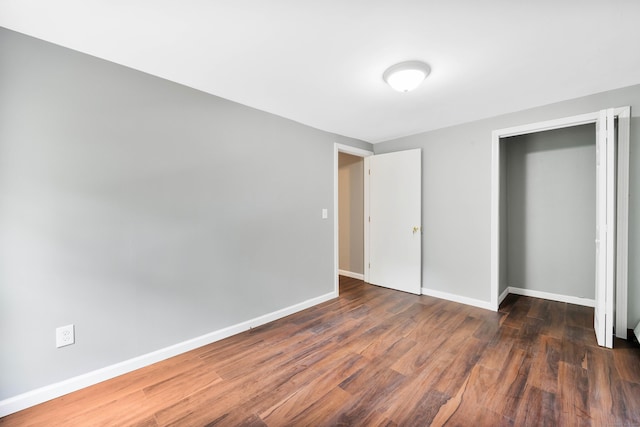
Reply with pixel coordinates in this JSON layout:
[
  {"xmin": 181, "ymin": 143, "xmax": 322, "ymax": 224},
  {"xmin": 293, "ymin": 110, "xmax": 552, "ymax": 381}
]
[
  {"xmin": 56, "ymin": 324, "xmax": 75, "ymax": 348},
  {"xmin": 322, "ymin": 208, "xmax": 328, "ymax": 219}
]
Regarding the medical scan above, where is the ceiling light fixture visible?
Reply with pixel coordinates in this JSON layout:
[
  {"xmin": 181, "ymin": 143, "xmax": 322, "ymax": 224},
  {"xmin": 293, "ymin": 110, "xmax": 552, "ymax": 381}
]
[{"xmin": 383, "ymin": 60, "xmax": 431, "ymax": 92}]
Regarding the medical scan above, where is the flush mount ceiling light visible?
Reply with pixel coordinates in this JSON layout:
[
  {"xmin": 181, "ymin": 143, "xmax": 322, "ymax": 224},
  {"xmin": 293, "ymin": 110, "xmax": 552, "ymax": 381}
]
[{"xmin": 383, "ymin": 60, "xmax": 431, "ymax": 92}]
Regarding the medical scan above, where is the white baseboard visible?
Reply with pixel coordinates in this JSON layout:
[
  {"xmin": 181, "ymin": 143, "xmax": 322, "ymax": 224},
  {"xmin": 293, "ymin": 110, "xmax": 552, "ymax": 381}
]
[
  {"xmin": 419, "ymin": 285, "xmax": 593, "ymax": 313},
  {"xmin": 498, "ymin": 287, "xmax": 510, "ymax": 306},
  {"xmin": 0, "ymin": 291, "xmax": 337, "ymax": 417},
  {"xmin": 507, "ymin": 286, "xmax": 595, "ymax": 307},
  {"xmin": 421, "ymin": 287, "xmax": 493, "ymax": 311},
  {"xmin": 338, "ymin": 269, "xmax": 364, "ymax": 280}
]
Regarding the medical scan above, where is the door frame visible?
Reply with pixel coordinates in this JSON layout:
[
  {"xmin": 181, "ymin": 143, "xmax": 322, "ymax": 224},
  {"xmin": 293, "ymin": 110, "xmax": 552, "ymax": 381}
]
[
  {"xmin": 490, "ymin": 107, "xmax": 630, "ymax": 339},
  {"xmin": 334, "ymin": 143, "xmax": 373, "ymax": 296}
]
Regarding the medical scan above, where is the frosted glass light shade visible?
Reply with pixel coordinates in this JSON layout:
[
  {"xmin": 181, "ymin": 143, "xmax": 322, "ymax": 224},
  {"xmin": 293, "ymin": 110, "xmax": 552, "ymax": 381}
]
[{"xmin": 383, "ymin": 61, "xmax": 431, "ymax": 92}]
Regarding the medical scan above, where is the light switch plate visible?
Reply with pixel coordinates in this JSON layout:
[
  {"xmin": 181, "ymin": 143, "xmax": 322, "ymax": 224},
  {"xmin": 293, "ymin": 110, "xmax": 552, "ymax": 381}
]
[{"xmin": 322, "ymin": 208, "xmax": 328, "ymax": 219}]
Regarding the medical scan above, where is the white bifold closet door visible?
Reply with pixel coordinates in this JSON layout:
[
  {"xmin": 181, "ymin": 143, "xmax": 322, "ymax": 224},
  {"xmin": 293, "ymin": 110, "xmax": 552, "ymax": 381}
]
[
  {"xmin": 365, "ymin": 149, "xmax": 421, "ymax": 295},
  {"xmin": 594, "ymin": 108, "xmax": 615, "ymax": 349}
]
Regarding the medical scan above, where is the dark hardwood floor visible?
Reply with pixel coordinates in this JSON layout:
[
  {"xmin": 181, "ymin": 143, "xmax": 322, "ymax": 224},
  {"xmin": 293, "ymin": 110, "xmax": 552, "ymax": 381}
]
[{"xmin": 2, "ymin": 276, "xmax": 640, "ymax": 426}]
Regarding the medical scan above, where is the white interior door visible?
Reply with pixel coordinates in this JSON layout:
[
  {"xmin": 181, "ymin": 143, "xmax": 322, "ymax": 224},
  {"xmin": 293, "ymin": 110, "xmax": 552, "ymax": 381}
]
[
  {"xmin": 365, "ymin": 149, "xmax": 421, "ymax": 294},
  {"xmin": 595, "ymin": 108, "xmax": 615, "ymax": 348}
]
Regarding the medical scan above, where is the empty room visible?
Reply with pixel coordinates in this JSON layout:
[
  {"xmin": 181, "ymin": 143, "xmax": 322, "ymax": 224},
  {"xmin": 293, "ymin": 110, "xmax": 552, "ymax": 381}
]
[{"xmin": 1, "ymin": 1, "xmax": 640, "ymax": 426}]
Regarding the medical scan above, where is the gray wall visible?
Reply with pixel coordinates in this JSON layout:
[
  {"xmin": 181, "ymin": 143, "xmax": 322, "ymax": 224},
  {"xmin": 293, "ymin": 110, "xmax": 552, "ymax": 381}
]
[
  {"xmin": 338, "ymin": 153, "xmax": 364, "ymax": 275},
  {"xmin": 375, "ymin": 84, "xmax": 640, "ymax": 329},
  {"xmin": 505, "ymin": 124, "xmax": 596, "ymax": 299},
  {"xmin": 0, "ymin": 28, "xmax": 370, "ymax": 399}
]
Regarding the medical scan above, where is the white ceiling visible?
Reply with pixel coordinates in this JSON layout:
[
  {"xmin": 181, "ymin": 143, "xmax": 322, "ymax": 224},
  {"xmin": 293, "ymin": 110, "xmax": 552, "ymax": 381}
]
[{"xmin": 1, "ymin": 1, "xmax": 639, "ymax": 143}]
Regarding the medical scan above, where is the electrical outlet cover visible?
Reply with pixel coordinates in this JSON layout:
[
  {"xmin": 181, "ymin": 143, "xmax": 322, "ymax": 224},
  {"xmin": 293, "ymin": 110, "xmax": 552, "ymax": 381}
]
[{"xmin": 56, "ymin": 324, "xmax": 75, "ymax": 348}]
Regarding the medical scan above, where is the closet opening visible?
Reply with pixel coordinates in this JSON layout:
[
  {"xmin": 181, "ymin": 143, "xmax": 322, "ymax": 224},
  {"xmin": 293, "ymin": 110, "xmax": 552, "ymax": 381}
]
[
  {"xmin": 500, "ymin": 123, "xmax": 596, "ymax": 305},
  {"xmin": 490, "ymin": 107, "xmax": 631, "ymax": 348}
]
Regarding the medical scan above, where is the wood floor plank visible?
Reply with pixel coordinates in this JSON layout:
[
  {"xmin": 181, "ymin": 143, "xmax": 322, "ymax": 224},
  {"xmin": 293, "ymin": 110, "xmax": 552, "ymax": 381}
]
[
  {"xmin": 357, "ymin": 318, "xmax": 417, "ymax": 361},
  {"xmin": 432, "ymin": 366, "xmax": 514, "ymax": 427},
  {"xmin": 527, "ymin": 335, "xmax": 562, "ymax": 394},
  {"xmin": 2, "ymin": 276, "xmax": 640, "ymax": 426},
  {"xmin": 142, "ymin": 361, "xmax": 223, "ymax": 406},
  {"xmin": 433, "ymin": 364, "xmax": 514, "ymax": 426},
  {"xmin": 501, "ymin": 355, "xmax": 533, "ymax": 422},
  {"xmin": 395, "ymin": 389, "xmax": 450, "ymax": 426},
  {"xmin": 501, "ymin": 295, "xmax": 532, "ymax": 329},
  {"xmin": 278, "ymin": 387, "xmax": 353, "ymax": 427},
  {"xmin": 381, "ymin": 352, "xmax": 454, "ymax": 422},
  {"xmin": 477, "ymin": 325, "xmax": 520, "ymax": 371},
  {"xmin": 238, "ymin": 345, "xmax": 366, "ymax": 420},
  {"xmin": 389, "ymin": 326, "xmax": 449, "ymax": 376},
  {"xmin": 557, "ymin": 361, "xmax": 590, "ymax": 426},
  {"xmin": 479, "ymin": 346, "xmax": 528, "ymax": 419},
  {"xmin": 513, "ymin": 316, "xmax": 545, "ymax": 355},
  {"xmin": 513, "ymin": 385, "xmax": 557, "ymax": 427},
  {"xmin": 472, "ymin": 314, "xmax": 503, "ymax": 342},
  {"xmin": 618, "ymin": 381, "xmax": 640, "ymax": 425},
  {"xmin": 586, "ymin": 346, "xmax": 615, "ymax": 426},
  {"xmin": 561, "ymin": 336, "xmax": 590, "ymax": 368},
  {"xmin": 526, "ymin": 297, "xmax": 550, "ymax": 321},
  {"xmin": 63, "ymin": 390, "xmax": 155, "ymax": 427},
  {"xmin": 566, "ymin": 304, "xmax": 593, "ymax": 329},
  {"xmin": 258, "ymin": 353, "xmax": 367, "ymax": 425},
  {"xmin": 335, "ymin": 367, "xmax": 408, "ymax": 426},
  {"xmin": 433, "ymin": 337, "xmax": 488, "ymax": 396},
  {"xmin": 613, "ymin": 347, "xmax": 640, "ymax": 384},
  {"xmin": 538, "ymin": 300, "xmax": 567, "ymax": 340}
]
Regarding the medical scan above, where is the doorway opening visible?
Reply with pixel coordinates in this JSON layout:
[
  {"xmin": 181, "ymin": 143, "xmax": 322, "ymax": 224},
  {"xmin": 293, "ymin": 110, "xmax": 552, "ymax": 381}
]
[
  {"xmin": 333, "ymin": 144, "xmax": 373, "ymax": 296},
  {"xmin": 490, "ymin": 107, "xmax": 631, "ymax": 348},
  {"xmin": 338, "ymin": 152, "xmax": 365, "ymax": 280}
]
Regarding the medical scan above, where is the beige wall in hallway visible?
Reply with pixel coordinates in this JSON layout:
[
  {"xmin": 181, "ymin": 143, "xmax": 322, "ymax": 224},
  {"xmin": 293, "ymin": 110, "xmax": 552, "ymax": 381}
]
[{"xmin": 338, "ymin": 153, "xmax": 364, "ymax": 275}]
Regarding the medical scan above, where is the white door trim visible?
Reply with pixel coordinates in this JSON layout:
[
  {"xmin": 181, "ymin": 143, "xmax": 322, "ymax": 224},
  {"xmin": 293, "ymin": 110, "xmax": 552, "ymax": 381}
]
[
  {"xmin": 334, "ymin": 143, "xmax": 373, "ymax": 295},
  {"xmin": 490, "ymin": 107, "xmax": 630, "ymax": 335}
]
